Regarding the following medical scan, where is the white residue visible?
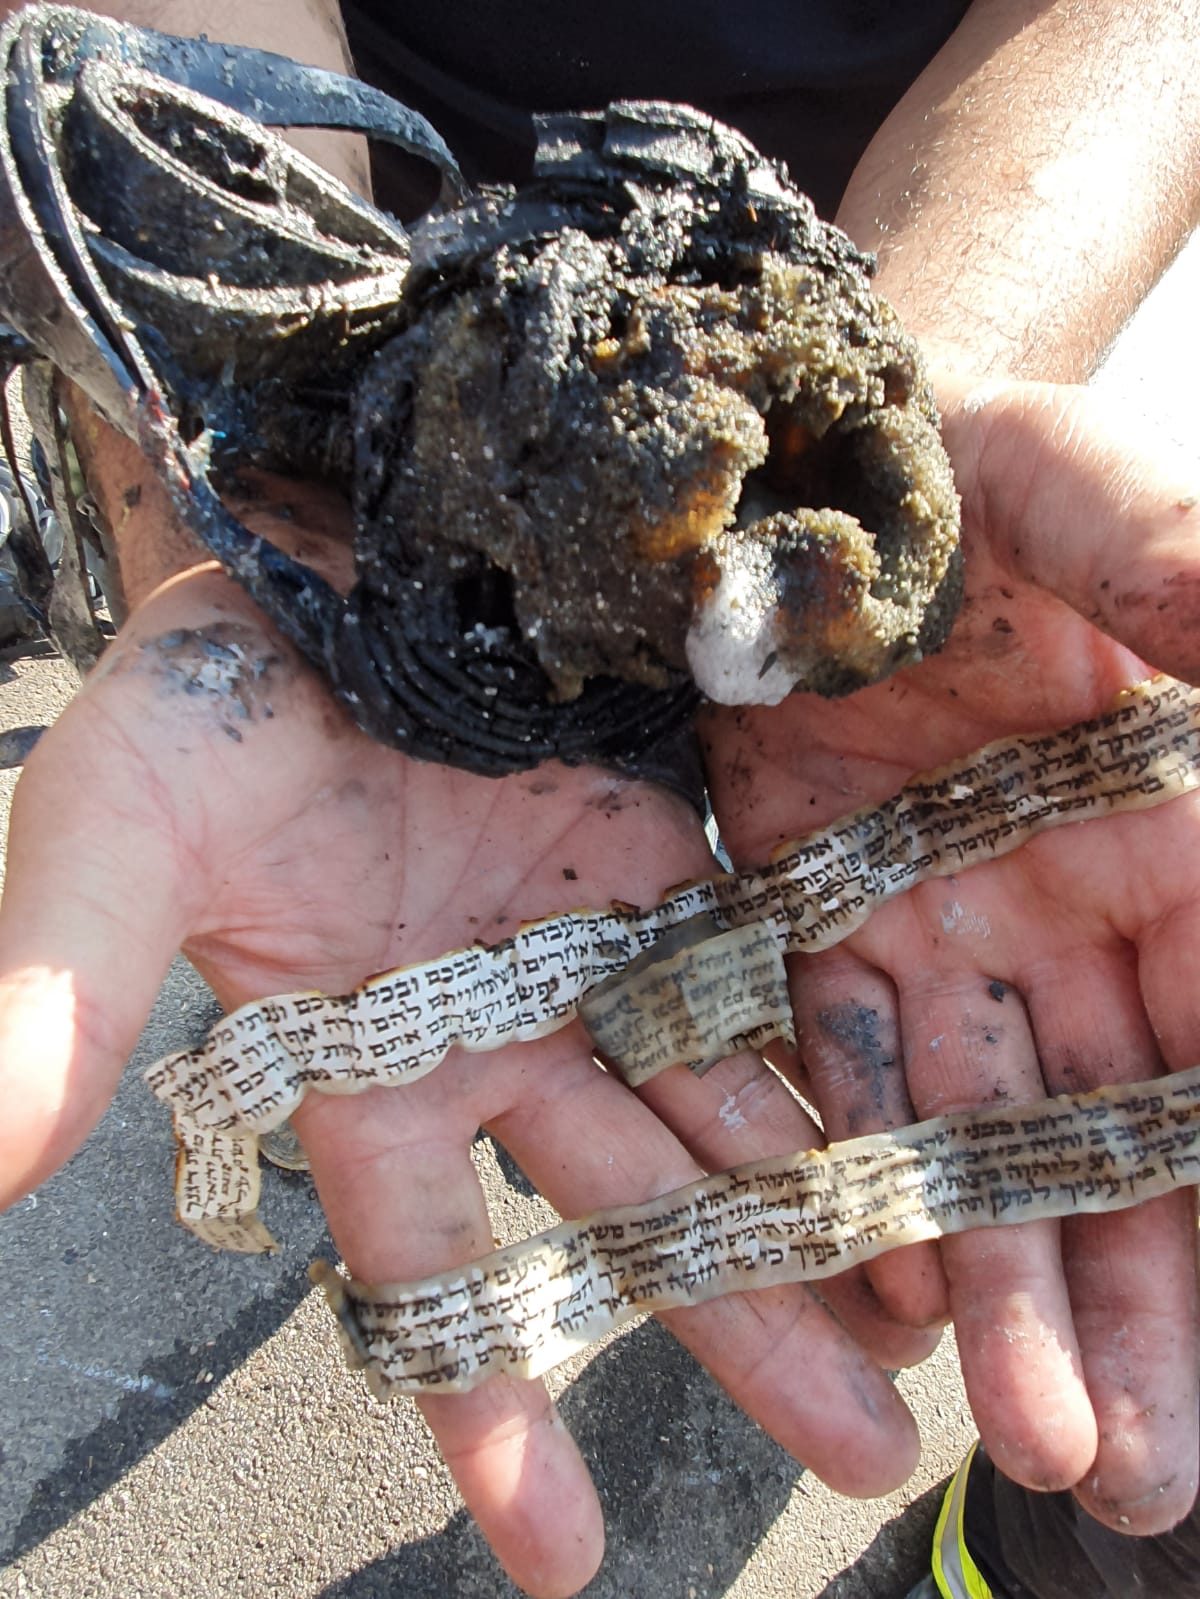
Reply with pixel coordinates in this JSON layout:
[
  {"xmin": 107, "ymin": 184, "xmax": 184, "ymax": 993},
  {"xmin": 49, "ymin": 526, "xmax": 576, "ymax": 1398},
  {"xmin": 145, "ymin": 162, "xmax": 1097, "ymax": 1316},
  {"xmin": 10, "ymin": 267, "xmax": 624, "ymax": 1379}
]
[
  {"xmin": 685, "ymin": 563, "xmax": 796, "ymax": 706},
  {"xmin": 38, "ymin": 1350, "xmax": 174, "ymax": 1403},
  {"xmin": 939, "ymin": 900, "xmax": 992, "ymax": 939},
  {"xmin": 718, "ymin": 1093, "xmax": 749, "ymax": 1133}
]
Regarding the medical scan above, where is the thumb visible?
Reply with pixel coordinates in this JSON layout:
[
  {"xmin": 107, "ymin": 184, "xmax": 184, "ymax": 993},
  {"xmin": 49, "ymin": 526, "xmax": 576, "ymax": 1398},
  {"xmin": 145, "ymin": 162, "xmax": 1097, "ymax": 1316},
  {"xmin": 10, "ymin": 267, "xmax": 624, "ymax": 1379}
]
[
  {"xmin": 0, "ymin": 701, "xmax": 187, "ymax": 1208},
  {"xmin": 943, "ymin": 379, "xmax": 1200, "ymax": 680}
]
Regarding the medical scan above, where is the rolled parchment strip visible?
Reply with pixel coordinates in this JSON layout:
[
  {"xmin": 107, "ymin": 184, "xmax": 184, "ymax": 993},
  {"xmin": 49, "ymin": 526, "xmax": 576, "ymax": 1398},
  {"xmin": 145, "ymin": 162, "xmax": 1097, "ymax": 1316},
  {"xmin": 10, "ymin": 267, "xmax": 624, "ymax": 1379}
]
[
  {"xmin": 578, "ymin": 918, "xmax": 796, "ymax": 1085},
  {"xmin": 312, "ymin": 1066, "xmax": 1200, "ymax": 1394},
  {"xmin": 145, "ymin": 676, "xmax": 1200, "ymax": 1251}
]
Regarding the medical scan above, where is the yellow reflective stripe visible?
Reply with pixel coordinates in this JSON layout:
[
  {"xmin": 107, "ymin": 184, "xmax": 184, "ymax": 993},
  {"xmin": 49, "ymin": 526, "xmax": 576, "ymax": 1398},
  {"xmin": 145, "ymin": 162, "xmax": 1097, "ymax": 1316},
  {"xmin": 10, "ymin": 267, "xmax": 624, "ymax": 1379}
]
[{"xmin": 931, "ymin": 1442, "xmax": 994, "ymax": 1599}]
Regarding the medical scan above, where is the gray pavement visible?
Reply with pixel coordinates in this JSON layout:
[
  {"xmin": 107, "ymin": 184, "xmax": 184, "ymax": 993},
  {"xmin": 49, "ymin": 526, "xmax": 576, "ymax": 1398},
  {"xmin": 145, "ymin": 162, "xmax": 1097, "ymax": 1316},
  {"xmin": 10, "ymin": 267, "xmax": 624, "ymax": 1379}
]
[{"xmin": 1, "ymin": 235, "xmax": 1196, "ymax": 1599}]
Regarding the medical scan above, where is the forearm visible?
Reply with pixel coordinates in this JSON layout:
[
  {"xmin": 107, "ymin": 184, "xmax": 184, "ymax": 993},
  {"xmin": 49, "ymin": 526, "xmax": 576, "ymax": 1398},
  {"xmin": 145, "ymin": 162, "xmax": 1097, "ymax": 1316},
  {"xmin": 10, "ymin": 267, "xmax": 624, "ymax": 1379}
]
[{"xmin": 836, "ymin": 0, "xmax": 1200, "ymax": 382}]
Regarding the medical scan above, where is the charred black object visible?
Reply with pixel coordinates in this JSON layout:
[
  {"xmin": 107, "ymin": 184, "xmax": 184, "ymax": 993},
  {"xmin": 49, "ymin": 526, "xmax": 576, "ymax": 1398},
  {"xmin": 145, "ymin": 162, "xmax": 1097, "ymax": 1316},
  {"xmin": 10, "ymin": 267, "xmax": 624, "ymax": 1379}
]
[{"xmin": 0, "ymin": 5, "xmax": 961, "ymax": 785}]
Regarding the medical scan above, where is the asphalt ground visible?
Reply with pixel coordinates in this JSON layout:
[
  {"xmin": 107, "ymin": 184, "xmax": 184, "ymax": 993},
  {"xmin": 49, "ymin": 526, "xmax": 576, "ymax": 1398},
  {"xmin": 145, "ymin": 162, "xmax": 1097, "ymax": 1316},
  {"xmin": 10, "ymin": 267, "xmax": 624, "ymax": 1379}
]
[{"xmin": 0, "ymin": 233, "xmax": 1196, "ymax": 1599}]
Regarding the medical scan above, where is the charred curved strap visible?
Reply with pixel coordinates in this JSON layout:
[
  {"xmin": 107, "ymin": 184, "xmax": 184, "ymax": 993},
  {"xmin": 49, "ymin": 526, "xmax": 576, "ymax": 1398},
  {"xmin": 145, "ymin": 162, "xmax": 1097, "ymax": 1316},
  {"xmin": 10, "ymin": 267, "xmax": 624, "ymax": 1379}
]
[
  {"xmin": 0, "ymin": 3, "xmax": 456, "ymax": 655},
  {"xmin": 146, "ymin": 677, "xmax": 1200, "ymax": 1390},
  {"xmin": 8, "ymin": 5, "xmax": 464, "ymax": 194},
  {"xmin": 0, "ymin": 4, "xmax": 460, "ymax": 416}
]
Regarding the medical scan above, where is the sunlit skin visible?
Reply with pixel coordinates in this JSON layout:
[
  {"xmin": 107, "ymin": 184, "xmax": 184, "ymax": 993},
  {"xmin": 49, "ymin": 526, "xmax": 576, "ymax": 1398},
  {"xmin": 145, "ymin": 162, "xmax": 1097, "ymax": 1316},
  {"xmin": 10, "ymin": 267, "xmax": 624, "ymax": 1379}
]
[
  {"xmin": 2, "ymin": 0, "xmax": 1199, "ymax": 1592},
  {"xmin": 708, "ymin": 380, "xmax": 1200, "ymax": 1533},
  {"xmin": 2, "ymin": 377, "xmax": 1198, "ymax": 1599},
  {"xmin": 0, "ymin": 557, "xmax": 934, "ymax": 1598}
]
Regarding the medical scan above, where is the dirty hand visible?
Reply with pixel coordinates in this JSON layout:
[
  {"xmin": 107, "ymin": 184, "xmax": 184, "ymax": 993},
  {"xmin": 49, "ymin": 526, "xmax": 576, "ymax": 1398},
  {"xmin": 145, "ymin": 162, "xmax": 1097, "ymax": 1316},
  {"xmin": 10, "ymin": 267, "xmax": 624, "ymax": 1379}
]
[
  {"xmin": 705, "ymin": 378, "xmax": 1200, "ymax": 1534},
  {"xmin": 0, "ymin": 551, "xmax": 943, "ymax": 1596}
]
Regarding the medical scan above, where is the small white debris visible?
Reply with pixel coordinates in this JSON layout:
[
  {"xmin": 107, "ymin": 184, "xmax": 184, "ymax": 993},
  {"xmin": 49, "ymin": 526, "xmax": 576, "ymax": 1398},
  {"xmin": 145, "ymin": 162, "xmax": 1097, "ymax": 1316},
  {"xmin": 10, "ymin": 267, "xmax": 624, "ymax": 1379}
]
[
  {"xmin": 685, "ymin": 564, "xmax": 796, "ymax": 706},
  {"xmin": 718, "ymin": 1093, "xmax": 749, "ymax": 1133}
]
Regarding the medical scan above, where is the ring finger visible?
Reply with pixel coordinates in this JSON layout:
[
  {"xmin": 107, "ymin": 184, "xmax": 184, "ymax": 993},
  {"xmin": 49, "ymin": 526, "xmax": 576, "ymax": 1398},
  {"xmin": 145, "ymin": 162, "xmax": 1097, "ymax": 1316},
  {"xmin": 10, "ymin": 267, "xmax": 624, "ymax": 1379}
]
[
  {"xmin": 895, "ymin": 959, "xmax": 1097, "ymax": 1491},
  {"xmin": 1034, "ymin": 933, "xmax": 1200, "ymax": 1531}
]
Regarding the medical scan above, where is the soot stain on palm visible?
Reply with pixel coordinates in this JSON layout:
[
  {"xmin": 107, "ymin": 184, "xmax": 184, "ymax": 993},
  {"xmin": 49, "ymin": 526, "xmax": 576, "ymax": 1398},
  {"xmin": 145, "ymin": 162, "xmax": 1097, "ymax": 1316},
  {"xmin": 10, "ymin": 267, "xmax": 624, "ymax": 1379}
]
[
  {"xmin": 126, "ymin": 623, "xmax": 284, "ymax": 732},
  {"xmin": 815, "ymin": 1002, "xmax": 895, "ymax": 1129}
]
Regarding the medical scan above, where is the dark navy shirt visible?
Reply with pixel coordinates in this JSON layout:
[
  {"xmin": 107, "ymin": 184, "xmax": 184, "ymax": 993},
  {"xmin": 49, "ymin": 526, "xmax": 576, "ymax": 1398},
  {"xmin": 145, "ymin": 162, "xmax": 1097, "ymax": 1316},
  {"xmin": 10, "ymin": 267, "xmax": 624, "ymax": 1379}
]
[{"xmin": 342, "ymin": 0, "xmax": 971, "ymax": 219}]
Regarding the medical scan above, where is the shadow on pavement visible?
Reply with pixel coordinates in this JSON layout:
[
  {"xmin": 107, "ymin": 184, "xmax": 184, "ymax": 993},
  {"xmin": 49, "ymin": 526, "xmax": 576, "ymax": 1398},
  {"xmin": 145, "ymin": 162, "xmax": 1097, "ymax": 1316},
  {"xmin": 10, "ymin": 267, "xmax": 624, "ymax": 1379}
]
[
  {"xmin": 320, "ymin": 1318, "xmax": 801, "ymax": 1599},
  {"xmin": 0, "ymin": 722, "xmax": 45, "ymax": 766},
  {"xmin": 4, "ymin": 1260, "xmax": 318, "ymax": 1564},
  {"xmin": 0, "ymin": 956, "xmax": 340, "ymax": 1568},
  {"xmin": 813, "ymin": 1478, "xmax": 946, "ymax": 1599}
]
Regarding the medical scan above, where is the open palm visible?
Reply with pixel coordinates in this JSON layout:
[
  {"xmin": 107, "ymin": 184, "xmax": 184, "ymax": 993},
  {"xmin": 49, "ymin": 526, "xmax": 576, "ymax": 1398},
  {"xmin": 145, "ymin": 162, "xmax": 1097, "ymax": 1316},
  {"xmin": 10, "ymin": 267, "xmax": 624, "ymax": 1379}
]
[
  {"xmin": 705, "ymin": 379, "xmax": 1200, "ymax": 1535},
  {"xmin": 0, "ymin": 562, "xmax": 938, "ymax": 1598}
]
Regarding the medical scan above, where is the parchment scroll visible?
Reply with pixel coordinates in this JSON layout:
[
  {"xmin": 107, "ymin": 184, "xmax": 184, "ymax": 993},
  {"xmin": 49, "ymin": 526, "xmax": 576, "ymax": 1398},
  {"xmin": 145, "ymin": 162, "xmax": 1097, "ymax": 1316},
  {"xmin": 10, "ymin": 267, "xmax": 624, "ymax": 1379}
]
[
  {"xmin": 579, "ymin": 917, "xmax": 795, "ymax": 1085},
  {"xmin": 145, "ymin": 676, "xmax": 1200, "ymax": 1260},
  {"xmin": 311, "ymin": 1065, "xmax": 1200, "ymax": 1394}
]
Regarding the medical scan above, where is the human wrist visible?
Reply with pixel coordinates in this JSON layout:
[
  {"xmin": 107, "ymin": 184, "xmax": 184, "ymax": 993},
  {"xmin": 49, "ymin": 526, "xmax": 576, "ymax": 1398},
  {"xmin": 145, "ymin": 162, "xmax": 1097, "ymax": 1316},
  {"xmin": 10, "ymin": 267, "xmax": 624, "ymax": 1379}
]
[{"xmin": 65, "ymin": 391, "xmax": 356, "ymax": 615}]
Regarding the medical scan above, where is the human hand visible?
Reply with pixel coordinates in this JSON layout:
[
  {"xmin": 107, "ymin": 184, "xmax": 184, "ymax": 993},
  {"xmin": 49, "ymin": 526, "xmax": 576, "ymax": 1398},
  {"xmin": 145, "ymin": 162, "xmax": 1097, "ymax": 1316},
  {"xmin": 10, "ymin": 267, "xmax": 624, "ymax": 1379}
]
[
  {"xmin": 704, "ymin": 377, "xmax": 1200, "ymax": 1534},
  {"xmin": 0, "ymin": 548, "xmax": 943, "ymax": 1595}
]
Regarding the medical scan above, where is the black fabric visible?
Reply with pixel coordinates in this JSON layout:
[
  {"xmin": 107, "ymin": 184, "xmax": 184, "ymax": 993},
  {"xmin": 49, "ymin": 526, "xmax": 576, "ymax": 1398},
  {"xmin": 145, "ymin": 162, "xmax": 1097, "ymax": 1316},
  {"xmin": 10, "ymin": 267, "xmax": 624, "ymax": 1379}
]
[
  {"xmin": 962, "ymin": 1445, "xmax": 1200, "ymax": 1599},
  {"xmin": 341, "ymin": 0, "xmax": 971, "ymax": 220}
]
